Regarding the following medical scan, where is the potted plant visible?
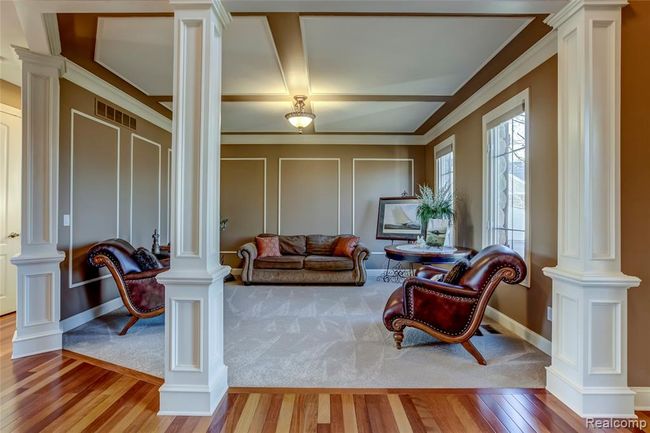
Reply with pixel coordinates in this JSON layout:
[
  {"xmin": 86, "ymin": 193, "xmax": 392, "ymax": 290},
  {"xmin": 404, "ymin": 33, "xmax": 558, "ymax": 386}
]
[{"xmin": 416, "ymin": 184, "xmax": 455, "ymax": 247}]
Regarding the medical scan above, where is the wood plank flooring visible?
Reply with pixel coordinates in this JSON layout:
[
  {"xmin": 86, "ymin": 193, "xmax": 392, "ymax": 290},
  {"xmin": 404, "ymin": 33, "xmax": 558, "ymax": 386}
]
[{"xmin": 1, "ymin": 313, "xmax": 648, "ymax": 433}]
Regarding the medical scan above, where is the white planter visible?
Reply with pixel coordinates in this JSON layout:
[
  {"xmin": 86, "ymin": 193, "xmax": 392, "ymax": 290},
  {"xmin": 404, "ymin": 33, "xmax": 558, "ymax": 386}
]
[{"xmin": 426, "ymin": 218, "xmax": 448, "ymax": 247}]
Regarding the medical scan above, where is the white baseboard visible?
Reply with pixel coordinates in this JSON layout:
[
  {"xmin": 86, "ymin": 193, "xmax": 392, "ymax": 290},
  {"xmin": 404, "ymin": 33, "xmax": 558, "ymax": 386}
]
[
  {"xmin": 61, "ymin": 297, "xmax": 123, "ymax": 332},
  {"xmin": 633, "ymin": 387, "xmax": 650, "ymax": 410},
  {"xmin": 484, "ymin": 305, "xmax": 552, "ymax": 356}
]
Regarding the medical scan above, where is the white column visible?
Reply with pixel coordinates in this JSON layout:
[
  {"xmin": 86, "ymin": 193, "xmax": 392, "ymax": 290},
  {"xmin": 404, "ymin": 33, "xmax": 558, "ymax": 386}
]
[
  {"xmin": 543, "ymin": 0, "xmax": 640, "ymax": 418},
  {"xmin": 9, "ymin": 48, "xmax": 66, "ymax": 359},
  {"xmin": 157, "ymin": 0, "xmax": 231, "ymax": 416}
]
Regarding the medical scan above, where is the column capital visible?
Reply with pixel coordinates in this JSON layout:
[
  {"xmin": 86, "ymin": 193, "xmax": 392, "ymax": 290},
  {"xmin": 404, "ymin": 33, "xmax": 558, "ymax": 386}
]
[
  {"xmin": 169, "ymin": 0, "xmax": 232, "ymax": 28},
  {"xmin": 545, "ymin": 0, "xmax": 628, "ymax": 29},
  {"xmin": 12, "ymin": 46, "xmax": 66, "ymax": 74}
]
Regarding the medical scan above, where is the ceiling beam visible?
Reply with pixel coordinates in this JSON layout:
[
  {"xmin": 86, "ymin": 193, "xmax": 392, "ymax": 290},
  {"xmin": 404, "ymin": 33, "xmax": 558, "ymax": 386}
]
[{"xmin": 265, "ymin": 13, "xmax": 315, "ymax": 134}]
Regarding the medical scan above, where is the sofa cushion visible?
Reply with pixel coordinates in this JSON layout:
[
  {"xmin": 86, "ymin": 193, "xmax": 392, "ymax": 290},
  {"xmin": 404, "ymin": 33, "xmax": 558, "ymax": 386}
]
[
  {"xmin": 333, "ymin": 235, "xmax": 360, "ymax": 258},
  {"xmin": 442, "ymin": 258, "xmax": 471, "ymax": 285},
  {"xmin": 279, "ymin": 235, "xmax": 307, "ymax": 255},
  {"xmin": 132, "ymin": 247, "xmax": 163, "ymax": 271},
  {"xmin": 306, "ymin": 235, "xmax": 338, "ymax": 256},
  {"xmin": 256, "ymin": 236, "xmax": 281, "ymax": 258},
  {"xmin": 304, "ymin": 255, "xmax": 354, "ymax": 271},
  {"xmin": 254, "ymin": 256, "xmax": 304, "ymax": 270}
]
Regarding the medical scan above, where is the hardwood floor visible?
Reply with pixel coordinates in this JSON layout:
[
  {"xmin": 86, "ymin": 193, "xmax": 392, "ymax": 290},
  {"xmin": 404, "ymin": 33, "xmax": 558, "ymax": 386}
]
[{"xmin": 1, "ymin": 313, "xmax": 648, "ymax": 433}]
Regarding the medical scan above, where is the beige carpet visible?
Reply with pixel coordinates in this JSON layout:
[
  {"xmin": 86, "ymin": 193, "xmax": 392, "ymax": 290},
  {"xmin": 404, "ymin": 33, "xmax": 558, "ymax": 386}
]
[{"xmin": 63, "ymin": 281, "xmax": 550, "ymax": 387}]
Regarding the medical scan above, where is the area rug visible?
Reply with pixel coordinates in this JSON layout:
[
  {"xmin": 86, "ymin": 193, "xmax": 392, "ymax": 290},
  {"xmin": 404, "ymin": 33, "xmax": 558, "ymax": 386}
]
[{"xmin": 63, "ymin": 281, "xmax": 550, "ymax": 387}]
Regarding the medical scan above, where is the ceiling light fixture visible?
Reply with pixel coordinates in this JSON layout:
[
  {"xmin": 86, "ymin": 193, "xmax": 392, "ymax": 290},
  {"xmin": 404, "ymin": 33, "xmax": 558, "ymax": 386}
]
[{"xmin": 285, "ymin": 95, "xmax": 315, "ymax": 134}]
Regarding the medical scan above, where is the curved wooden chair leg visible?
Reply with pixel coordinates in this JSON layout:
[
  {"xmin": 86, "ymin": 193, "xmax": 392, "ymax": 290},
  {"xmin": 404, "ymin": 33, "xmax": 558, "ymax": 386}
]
[
  {"xmin": 393, "ymin": 330, "xmax": 404, "ymax": 350},
  {"xmin": 119, "ymin": 316, "xmax": 139, "ymax": 336},
  {"xmin": 461, "ymin": 340, "xmax": 487, "ymax": 365}
]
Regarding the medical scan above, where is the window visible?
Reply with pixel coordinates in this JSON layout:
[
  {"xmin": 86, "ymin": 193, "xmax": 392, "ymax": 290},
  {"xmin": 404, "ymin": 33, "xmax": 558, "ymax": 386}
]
[
  {"xmin": 482, "ymin": 90, "xmax": 530, "ymax": 286},
  {"xmin": 434, "ymin": 135, "xmax": 454, "ymax": 246}
]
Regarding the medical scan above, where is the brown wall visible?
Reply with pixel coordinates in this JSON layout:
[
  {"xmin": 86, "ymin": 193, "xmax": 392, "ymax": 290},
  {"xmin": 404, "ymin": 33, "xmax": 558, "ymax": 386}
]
[
  {"xmin": 58, "ymin": 79, "xmax": 171, "ymax": 320},
  {"xmin": 0, "ymin": 80, "xmax": 21, "ymax": 109},
  {"xmin": 621, "ymin": 0, "xmax": 650, "ymax": 387},
  {"xmin": 220, "ymin": 145, "xmax": 426, "ymax": 269},
  {"xmin": 427, "ymin": 56, "xmax": 558, "ymax": 340}
]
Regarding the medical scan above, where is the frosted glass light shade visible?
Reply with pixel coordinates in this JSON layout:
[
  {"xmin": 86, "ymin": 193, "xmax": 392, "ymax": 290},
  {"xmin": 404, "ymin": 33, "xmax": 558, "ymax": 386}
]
[{"xmin": 285, "ymin": 112, "xmax": 315, "ymax": 129}]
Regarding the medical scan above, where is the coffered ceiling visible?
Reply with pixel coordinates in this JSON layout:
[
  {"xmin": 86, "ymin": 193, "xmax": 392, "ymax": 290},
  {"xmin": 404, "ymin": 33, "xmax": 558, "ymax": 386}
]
[{"xmin": 55, "ymin": 10, "xmax": 552, "ymax": 138}]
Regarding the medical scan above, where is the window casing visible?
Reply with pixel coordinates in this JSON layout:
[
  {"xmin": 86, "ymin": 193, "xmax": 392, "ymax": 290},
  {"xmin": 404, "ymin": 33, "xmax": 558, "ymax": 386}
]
[
  {"xmin": 434, "ymin": 135, "xmax": 454, "ymax": 246},
  {"xmin": 482, "ymin": 90, "xmax": 530, "ymax": 286}
]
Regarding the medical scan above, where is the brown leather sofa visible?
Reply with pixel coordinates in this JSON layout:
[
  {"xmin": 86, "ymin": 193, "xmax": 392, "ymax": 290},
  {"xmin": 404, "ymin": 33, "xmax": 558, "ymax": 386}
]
[
  {"xmin": 88, "ymin": 239, "xmax": 168, "ymax": 335},
  {"xmin": 383, "ymin": 245, "xmax": 527, "ymax": 365},
  {"xmin": 238, "ymin": 234, "xmax": 370, "ymax": 285}
]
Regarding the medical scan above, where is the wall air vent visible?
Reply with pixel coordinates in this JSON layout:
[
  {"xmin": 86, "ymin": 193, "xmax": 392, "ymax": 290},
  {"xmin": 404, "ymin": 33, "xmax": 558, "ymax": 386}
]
[{"xmin": 95, "ymin": 99, "xmax": 137, "ymax": 130}]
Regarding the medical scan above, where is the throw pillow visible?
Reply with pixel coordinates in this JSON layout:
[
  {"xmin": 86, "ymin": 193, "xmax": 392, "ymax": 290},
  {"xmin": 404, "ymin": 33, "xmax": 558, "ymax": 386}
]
[
  {"xmin": 333, "ymin": 235, "xmax": 360, "ymax": 258},
  {"xmin": 132, "ymin": 247, "xmax": 163, "ymax": 271},
  {"xmin": 442, "ymin": 258, "xmax": 471, "ymax": 285},
  {"xmin": 256, "ymin": 236, "xmax": 281, "ymax": 258}
]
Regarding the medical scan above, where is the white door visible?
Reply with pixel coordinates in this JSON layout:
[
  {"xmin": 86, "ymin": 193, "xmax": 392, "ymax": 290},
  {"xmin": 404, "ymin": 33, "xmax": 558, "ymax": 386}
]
[{"xmin": 0, "ymin": 105, "xmax": 21, "ymax": 316}]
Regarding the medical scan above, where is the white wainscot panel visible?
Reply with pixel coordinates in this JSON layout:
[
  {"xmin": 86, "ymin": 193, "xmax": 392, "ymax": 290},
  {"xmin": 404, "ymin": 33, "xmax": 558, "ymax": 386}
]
[
  {"xmin": 589, "ymin": 300, "xmax": 621, "ymax": 374},
  {"xmin": 24, "ymin": 273, "xmax": 53, "ymax": 327},
  {"xmin": 171, "ymin": 298, "xmax": 202, "ymax": 372}
]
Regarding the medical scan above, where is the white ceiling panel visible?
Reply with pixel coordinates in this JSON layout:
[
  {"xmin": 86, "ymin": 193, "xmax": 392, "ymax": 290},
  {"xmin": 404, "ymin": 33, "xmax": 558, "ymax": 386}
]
[
  {"xmin": 95, "ymin": 17, "xmax": 174, "ymax": 96},
  {"xmin": 223, "ymin": 17, "xmax": 288, "ymax": 95},
  {"xmin": 222, "ymin": 101, "xmax": 297, "ymax": 133},
  {"xmin": 95, "ymin": 16, "xmax": 287, "ymax": 97},
  {"xmin": 301, "ymin": 16, "xmax": 531, "ymax": 95},
  {"xmin": 312, "ymin": 100, "xmax": 443, "ymax": 133}
]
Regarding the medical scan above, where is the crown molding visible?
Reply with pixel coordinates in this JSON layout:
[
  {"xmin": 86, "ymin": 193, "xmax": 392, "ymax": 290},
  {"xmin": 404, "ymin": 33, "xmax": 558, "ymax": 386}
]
[
  {"xmin": 63, "ymin": 60, "xmax": 172, "ymax": 132},
  {"xmin": 422, "ymin": 30, "xmax": 557, "ymax": 144}
]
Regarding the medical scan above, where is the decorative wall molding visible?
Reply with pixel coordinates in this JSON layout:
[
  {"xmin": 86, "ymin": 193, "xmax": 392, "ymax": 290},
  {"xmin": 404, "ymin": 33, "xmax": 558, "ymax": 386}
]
[
  {"xmin": 484, "ymin": 306, "xmax": 552, "ymax": 356},
  {"xmin": 129, "ymin": 133, "xmax": 162, "ymax": 245},
  {"xmin": 62, "ymin": 61, "xmax": 172, "ymax": 133},
  {"xmin": 423, "ymin": 31, "xmax": 557, "ymax": 144},
  {"xmin": 60, "ymin": 297, "xmax": 123, "ymax": 332},
  {"xmin": 221, "ymin": 158, "xmax": 267, "ymax": 251},
  {"xmin": 350, "ymin": 158, "xmax": 414, "ymax": 242},
  {"xmin": 278, "ymin": 158, "xmax": 341, "ymax": 235},
  {"xmin": 68, "ymin": 109, "xmax": 120, "ymax": 289}
]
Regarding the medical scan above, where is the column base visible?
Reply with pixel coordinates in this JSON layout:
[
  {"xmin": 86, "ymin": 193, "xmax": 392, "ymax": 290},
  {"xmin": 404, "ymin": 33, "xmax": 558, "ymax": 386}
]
[
  {"xmin": 547, "ymin": 366, "xmax": 637, "ymax": 418},
  {"xmin": 158, "ymin": 365, "xmax": 228, "ymax": 416},
  {"xmin": 12, "ymin": 328, "xmax": 63, "ymax": 359}
]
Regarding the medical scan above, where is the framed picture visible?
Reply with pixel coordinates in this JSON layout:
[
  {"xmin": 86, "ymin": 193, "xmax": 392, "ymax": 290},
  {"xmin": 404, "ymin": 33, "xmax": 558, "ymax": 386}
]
[{"xmin": 376, "ymin": 196, "xmax": 422, "ymax": 241}]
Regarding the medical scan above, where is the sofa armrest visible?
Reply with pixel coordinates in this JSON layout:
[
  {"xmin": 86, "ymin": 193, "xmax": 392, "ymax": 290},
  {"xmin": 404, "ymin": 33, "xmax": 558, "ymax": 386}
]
[
  {"xmin": 352, "ymin": 243, "xmax": 370, "ymax": 262},
  {"xmin": 237, "ymin": 242, "xmax": 257, "ymax": 283},
  {"xmin": 123, "ymin": 267, "xmax": 170, "ymax": 281},
  {"xmin": 238, "ymin": 242, "xmax": 257, "ymax": 261},
  {"xmin": 403, "ymin": 276, "xmax": 479, "ymax": 299}
]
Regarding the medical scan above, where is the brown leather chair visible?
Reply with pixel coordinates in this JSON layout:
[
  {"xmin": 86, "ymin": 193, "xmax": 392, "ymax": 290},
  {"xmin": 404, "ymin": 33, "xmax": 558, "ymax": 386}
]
[
  {"xmin": 88, "ymin": 239, "xmax": 168, "ymax": 335},
  {"xmin": 383, "ymin": 245, "xmax": 527, "ymax": 365}
]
